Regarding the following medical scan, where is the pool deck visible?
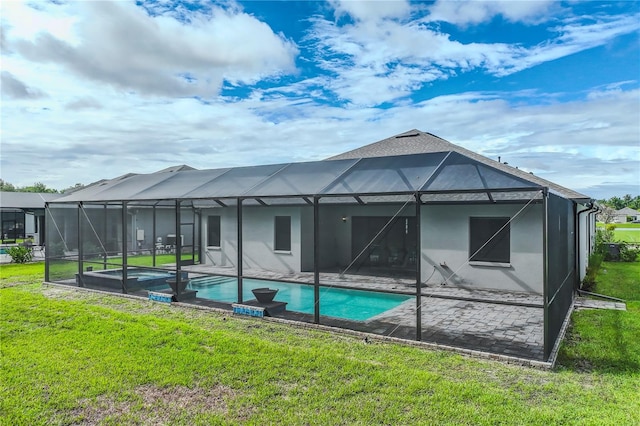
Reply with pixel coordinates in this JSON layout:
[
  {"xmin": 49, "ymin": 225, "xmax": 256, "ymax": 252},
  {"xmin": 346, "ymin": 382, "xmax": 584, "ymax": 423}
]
[{"xmin": 180, "ymin": 264, "xmax": 545, "ymax": 360}]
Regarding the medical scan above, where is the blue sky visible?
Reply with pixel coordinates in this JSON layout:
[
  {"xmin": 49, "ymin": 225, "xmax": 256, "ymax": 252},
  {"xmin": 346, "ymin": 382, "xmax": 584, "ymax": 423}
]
[{"xmin": 1, "ymin": 0, "xmax": 639, "ymax": 199}]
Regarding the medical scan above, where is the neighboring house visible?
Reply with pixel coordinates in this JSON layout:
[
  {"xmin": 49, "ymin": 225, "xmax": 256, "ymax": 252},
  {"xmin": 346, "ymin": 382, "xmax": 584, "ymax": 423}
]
[
  {"xmin": 612, "ymin": 207, "xmax": 640, "ymax": 223},
  {"xmin": 0, "ymin": 192, "xmax": 59, "ymax": 244},
  {"xmin": 45, "ymin": 130, "xmax": 597, "ymax": 362}
]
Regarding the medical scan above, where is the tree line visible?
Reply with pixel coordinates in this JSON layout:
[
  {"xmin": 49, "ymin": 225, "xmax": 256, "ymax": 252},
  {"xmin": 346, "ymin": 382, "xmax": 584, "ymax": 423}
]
[
  {"xmin": 0, "ymin": 179, "xmax": 83, "ymax": 194},
  {"xmin": 598, "ymin": 195, "xmax": 640, "ymax": 211},
  {"xmin": 1, "ymin": 178, "xmax": 638, "ymax": 209}
]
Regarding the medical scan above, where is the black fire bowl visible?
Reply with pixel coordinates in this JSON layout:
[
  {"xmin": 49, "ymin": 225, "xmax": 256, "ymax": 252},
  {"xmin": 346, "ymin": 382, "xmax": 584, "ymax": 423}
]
[{"xmin": 252, "ymin": 287, "xmax": 279, "ymax": 304}]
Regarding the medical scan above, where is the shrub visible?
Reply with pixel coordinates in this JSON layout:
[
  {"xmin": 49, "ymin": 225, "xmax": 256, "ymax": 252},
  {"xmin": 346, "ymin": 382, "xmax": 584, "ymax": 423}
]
[
  {"xmin": 594, "ymin": 226, "xmax": 639, "ymax": 262},
  {"xmin": 594, "ymin": 228, "xmax": 614, "ymax": 257},
  {"xmin": 47, "ymin": 241, "xmax": 66, "ymax": 257},
  {"xmin": 582, "ymin": 252, "xmax": 603, "ymax": 291},
  {"xmin": 619, "ymin": 243, "xmax": 640, "ymax": 262},
  {"xmin": 82, "ymin": 243, "xmax": 103, "ymax": 260},
  {"xmin": 6, "ymin": 246, "xmax": 33, "ymax": 264}
]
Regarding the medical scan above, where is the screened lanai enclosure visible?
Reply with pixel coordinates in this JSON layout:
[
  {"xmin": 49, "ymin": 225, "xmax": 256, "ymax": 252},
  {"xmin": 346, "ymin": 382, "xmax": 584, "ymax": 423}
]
[{"xmin": 46, "ymin": 150, "xmax": 590, "ymax": 362}]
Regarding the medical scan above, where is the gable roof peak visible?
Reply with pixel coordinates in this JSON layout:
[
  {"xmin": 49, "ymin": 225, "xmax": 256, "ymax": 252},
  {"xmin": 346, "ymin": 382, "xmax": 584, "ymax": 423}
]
[{"xmin": 329, "ymin": 129, "xmax": 590, "ymax": 202}]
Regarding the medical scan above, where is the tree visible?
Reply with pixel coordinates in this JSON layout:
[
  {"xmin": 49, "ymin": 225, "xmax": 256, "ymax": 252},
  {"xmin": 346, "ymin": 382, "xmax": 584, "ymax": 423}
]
[
  {"xmin": 21, "ymin": 182, "xmax": 58, "ymax": 193},
  {"xmin": 62, "ymin": 183, "xmax": 85, "ymax": 193},
  {"xmin": 598, "ymin": 195, "xmax": 640, "ymax": 211},
  {"xmin": 0, "ymin": 180, "xmax": 59, "ymax": 193},
  {"xmin": 607, "ymin": 196, "xmax": 624, "ymax": 210},
  {"xmin": 0, "ymin": 179, "xmax": 16, "ymax": 192},
  {"xmin": 597, "ymin": 205, "xmax": 616, "ymax": 223}
]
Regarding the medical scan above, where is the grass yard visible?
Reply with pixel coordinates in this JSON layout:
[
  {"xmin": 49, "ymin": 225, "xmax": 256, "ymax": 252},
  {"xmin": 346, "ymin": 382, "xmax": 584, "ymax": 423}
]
[
  {"xmin": 596, "ymin": 222, "xmax": 640, "ymax": 243},
  {"xmin": 612, "ymin": 229, "xmax": 640, "ymax": 244},
  {"xmin": 1, "ymin": 261, "xmax": 639, "ymax": 425}
]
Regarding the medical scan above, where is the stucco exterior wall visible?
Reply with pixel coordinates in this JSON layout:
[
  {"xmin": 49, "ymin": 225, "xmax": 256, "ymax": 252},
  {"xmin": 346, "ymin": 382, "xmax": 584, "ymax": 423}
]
[
  {"xmin": 202, "ymin": 207, "xmax": 238, "ymax": 269},
  {"xmin": 200, "ymin": 201, "xmax": 547, "ymax": 294},
  {"xmin": 133, "ymin": 208, "xmax": 176, "ymax": 250},
  {"xmin": 201, "ymin": 205, "xmax": 313, "ymax": 274},
  {"xmin": 421, "ymin": 203, "xmax": 544, "ymax": 294},
  {"xmin": 317, "ymin": 204, "xmax": 415, "ymax": 270},
  {"xmin": 576, "ymin": 203, "xmax": 592, "ymax": 282}
]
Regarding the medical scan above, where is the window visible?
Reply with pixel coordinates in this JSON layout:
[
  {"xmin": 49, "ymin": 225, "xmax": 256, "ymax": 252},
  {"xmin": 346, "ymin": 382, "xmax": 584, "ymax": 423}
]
[
  {"xmin": 274, "ymin": 216, "xmax": 291, "ymax": 252},
  {"xmin": 469, "ymin": 217, "xmax": 510, "ymax": 263},
  {"xmin": 207, "ymin": 216, "xmax": 221, "ymax": 247}
]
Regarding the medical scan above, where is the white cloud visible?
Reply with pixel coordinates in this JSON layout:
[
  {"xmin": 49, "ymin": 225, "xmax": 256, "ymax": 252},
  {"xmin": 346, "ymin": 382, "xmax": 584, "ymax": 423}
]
[
  {"xmin": 489, "ymin": 14, "xmax": 640, "ymax": 76},
  {"xmin": 0, "ymin": 1, "xmax": 637, "ymax": 200},
  {"xmin": 3, "ymin": 1, "xmax": 298, "ymax": 97},
  {"xmin": 0, "ymin": 71, "xmax": 47, "ymax": 99},
  {"xmin": 330, "ymin": 0, "xmax": 411, "ymax": 22},
  {"xmin": 428, "ymin": 0, "xmax": 557, "ymax": 26},
  {"xmin": 2, "ymin": 79, "xmax": 637, "ymax": 198},
  {"xmin": 304, "ymin": 6, "xmax": 639, "ymax": 106}
]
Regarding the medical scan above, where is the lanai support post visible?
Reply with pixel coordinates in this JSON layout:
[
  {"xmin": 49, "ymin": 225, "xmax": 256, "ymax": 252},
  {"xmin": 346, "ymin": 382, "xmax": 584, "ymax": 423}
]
[
  {"xmin": 415, "ymin": 193, "xmax": 422, "ymax": 340},
  {"xmin": 44, "ymin": 203, "xmax": 50, "ymax": 282},
  {"xmin": 237, "ymin": 198, "xmax": 243, "ymax": 304},
  {"xmin": 542, "ymin": 188, "xmax": 550, "ymax": 360},
  {"xmin": 313, "ymin": 196, "xmax": 320, "ymax": 324},
  {"xmin": 103, "ymin": 204, "xmax": 108, "ymax": 270},
  {"xmin": 175, "ymin": 200, "xmax": 182, "ymax": 300},
  {"xmin": 121, "ymin": 201, "xmax": 128, "ymax": 294},
  {"xmin": 77, "ymin": 202, "xmax": 84, "ymax": 287},
  {"xmin": 152, "ymin": 204, "xmax": 157, "ymax": 267}
]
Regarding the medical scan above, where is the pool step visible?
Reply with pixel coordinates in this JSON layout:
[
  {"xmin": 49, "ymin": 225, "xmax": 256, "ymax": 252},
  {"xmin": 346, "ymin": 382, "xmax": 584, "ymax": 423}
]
[{"xmin": 190, "ymin": 276, "xmax": 234, "ymax": 287}]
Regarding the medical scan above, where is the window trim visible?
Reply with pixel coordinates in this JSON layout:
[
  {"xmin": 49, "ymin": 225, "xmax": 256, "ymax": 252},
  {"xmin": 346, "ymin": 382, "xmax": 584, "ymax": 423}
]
[
  {"xmin": 469, "ymin": 216, "xmax": 511, "ymax": 264},
  {"xmin": 274, "ymin": 215, "xmax": 292, "ymax": 252},
  {"xmin": 207, "ymin": 215, "xmax": 221, "ymax": 248}
]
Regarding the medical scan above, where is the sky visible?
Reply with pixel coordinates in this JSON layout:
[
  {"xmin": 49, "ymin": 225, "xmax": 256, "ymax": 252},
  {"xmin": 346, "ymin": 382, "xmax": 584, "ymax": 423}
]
[{"xmin": 1, "ymin": 0, "xmax": 639, "ymax": 199}]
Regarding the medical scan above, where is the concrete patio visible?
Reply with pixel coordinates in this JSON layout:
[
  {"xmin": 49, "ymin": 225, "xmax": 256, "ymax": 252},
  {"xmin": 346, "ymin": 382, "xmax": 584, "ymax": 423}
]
[{"xmin": 181, "ymin": 264, "xmax": 545, "ymax": 360}]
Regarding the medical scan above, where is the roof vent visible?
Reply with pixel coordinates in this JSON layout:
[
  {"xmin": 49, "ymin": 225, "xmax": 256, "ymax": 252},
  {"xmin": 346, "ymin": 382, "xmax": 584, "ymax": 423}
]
[{"xmin": 395, "ymin": 132, "xmax": 420, "ymax": 139}]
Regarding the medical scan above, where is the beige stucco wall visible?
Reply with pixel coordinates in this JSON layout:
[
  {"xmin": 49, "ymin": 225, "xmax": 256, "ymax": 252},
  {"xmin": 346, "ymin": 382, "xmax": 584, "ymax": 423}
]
[
  {"xmin": 201, "ymin": 205, "xmax": 313, "ymax": 275},
  {"xmin": 421, "ymin": 203, "xmax": 544, "ymax": 294},
  {"xmin": 201, "ymin": 202, "xmax": 547, "ymax": 294}
]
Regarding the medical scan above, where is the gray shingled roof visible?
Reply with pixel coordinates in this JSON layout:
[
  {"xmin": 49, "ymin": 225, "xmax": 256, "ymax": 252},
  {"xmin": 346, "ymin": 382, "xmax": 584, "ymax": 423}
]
[
  {"xmin": 0, "ymin": 192, "xmax": 60, "ymax": 210},
  {"xmin": 329, "ymin": 129, "xmax": 590, "ymax": 201},
  {"xmin": 51, "ymin": 130, "xmax": 590, "ymax": 204}
]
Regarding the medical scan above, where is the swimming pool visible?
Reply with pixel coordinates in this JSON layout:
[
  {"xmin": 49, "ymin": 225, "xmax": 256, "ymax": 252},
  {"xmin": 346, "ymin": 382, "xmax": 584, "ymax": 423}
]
[
  {"xmin": 98, "ymin": 268, "xmax": 174, "ymax": 280},
  {"xmin": 187, "ymin": 276, "xmax": 412, "ymax": 321},
  {"xmin": 80, "ymin": 267, "xmax": 185, "ymax": 291}
]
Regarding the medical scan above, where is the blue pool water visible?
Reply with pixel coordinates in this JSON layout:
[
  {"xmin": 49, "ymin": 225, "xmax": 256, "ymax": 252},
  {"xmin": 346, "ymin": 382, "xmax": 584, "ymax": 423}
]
[
  {"xmin": 98, "ymin": 268, "xmax": 174, "ymax": 280},
  {"xmin": 186, "ymin": 276, "xmax": 412, "ymax": 321}
]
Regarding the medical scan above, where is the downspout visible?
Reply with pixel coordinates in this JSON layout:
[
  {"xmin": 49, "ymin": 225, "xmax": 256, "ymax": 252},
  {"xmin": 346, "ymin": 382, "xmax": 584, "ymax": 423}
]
[
  {"xmin": 588, "ymin": 204, "xmax": 601, "ymax": 254},
  {"xmin": 576, "ymin": 201, "xmax": 596, "ymax": 289}
]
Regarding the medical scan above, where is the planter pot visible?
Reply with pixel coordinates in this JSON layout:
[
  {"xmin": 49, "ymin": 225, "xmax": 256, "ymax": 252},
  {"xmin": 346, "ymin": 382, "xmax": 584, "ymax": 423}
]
[
  {"xmin": 166, "ymin": 278, "xmax": 189, "ymax": 294},
  {"xmin": 252, "ymin": 287, "xmax": 278, "ymax": 304}
]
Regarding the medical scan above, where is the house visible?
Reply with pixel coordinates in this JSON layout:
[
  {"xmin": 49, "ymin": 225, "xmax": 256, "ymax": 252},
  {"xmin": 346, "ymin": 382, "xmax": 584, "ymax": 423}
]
[
  {"xmin": 612, "ymin": 207, "xmax": 640, "ymax": 223},
  {"xmin": 44, "ymin": 130, "xmax": 597, "ymax": 363},
  {"xmin": 0, "ymin": 192, "xmax": 59, "ymax": 245}
]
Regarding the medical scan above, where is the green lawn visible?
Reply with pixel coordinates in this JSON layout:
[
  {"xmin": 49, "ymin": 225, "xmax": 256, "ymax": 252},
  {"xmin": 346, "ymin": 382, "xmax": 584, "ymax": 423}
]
[
  {"xmin": 596, "ymin": 222, "xmax": 640, "ymax": 243},
  {"xmin": 597, "ymin": 223, "xmax": 640, "ymax": 228},
  {"xmin": 1, "ymin": 261, "xmax": 639, "ymax": 425},
  {"xmin": 612, "ymin": 230, "xmax": 640, "ymax": 243}
]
